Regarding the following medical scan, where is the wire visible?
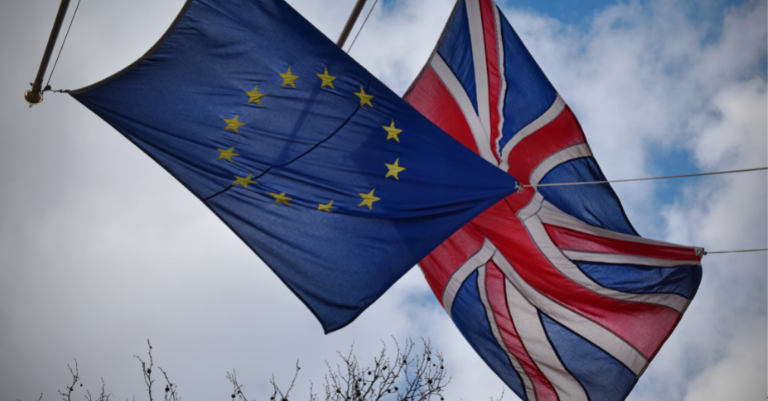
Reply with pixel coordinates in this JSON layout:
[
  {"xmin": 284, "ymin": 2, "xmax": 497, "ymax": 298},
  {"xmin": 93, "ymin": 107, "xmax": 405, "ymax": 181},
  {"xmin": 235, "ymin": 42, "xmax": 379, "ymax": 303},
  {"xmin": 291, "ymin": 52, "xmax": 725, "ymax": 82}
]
[
  {"xmin": 346, "ymin": 0, "xmax": 379, "ymax": 54},
  {"xmin": 521, "ymin": 167, "xmax": 767, "ymax": 188},
  {"xmin": 705, "ymin": 248, "xmax": 768, "ymax": 255},
  {"xmin": 44, "ymin": 0, "xmax": 82, "ymax": 92}
]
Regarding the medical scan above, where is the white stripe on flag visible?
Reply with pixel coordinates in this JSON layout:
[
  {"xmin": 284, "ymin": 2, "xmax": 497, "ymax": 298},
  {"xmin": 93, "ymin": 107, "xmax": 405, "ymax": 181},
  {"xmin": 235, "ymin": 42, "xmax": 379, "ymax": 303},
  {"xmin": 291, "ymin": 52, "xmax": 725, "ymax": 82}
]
[
  {"xmin": 538, "ymin": 201, "xmax": 703, "ymax": 252},
  {"xmin": 517, "ymin": 200, "xmax": 690, "ymax": 312},
  {"xmin": 442, "ymin": 239, "xmax": 496, "ymax": 318},
  {"xmin": 530, "ymin": 143, "xmax": 592, "ymax": 186},
  {"xmin": 493, "ymin": 253, "xmax": 648, "ymax": 375},
  {"xmin": 504, "ymin": 277, "xmax": 589, "ymax": 401},
  {"xmin": 563, "ymin": 250, "xmax": 702, "ymax": 268},
  {"xmin": 493, "ymin": 5, "xmax": 507, "ymax": 162},
  {"xmin": 429, "ymin": 55, "xmax": 498, "ymax": 164},
  {"xmin": 465, "ymin": 0, "xmax": 492, "ymax": 137},
  {"xmin": 499, "ymin": 95, "xmax": 566, "ymax": 172},
  {"xmin": 477, "ymin": 265, "xmax": 538, "ymax": 401}
]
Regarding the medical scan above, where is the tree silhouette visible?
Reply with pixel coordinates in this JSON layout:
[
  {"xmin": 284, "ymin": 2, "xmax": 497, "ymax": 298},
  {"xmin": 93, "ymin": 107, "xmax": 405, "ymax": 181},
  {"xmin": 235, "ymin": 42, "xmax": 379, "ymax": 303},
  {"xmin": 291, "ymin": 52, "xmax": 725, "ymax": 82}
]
[{"xmin": 23, "ymin": 338, "xmax": 505, "ymax": 401}]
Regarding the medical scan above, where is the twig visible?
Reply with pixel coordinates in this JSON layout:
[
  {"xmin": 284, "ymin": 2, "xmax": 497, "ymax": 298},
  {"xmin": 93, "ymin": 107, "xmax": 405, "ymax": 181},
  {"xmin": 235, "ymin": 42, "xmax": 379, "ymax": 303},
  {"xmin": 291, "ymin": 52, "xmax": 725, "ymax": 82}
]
[
  {"xmin": 134, "ymin": 339, "xmax": 155, "ymax": 401},
  {"xmin": 58, "ymin": 359, "xmax": 81, "ymax": 401},
  {"xmin": 227, "ymin": 370, "xmax": 248, "ymax": 401},
  {"xmin": 158, "ymin": 367, "xmax": 179, "ymax": 401}
]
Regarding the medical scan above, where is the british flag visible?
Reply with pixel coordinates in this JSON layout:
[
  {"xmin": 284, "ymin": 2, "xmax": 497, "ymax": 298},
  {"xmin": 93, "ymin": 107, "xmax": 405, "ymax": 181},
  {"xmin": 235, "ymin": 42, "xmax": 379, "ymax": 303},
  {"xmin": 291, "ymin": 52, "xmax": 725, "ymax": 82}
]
[{"xmin": 404, "ymin": 1, "xmax": 704, "ymax": 400}]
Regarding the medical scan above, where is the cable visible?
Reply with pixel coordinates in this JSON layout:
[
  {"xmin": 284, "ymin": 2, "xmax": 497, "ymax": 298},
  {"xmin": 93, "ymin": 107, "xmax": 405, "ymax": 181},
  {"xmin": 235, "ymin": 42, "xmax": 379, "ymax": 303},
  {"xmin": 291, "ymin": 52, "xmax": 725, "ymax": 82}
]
[
  {"xmin": 521, "ymin": 167, "xmax": 767, "ymax": 189},
  {"xmin": 44, "ymin": 0, "xmax": 82, "ymax": 92},
  {"xmin": 346, "ymin": 0, "xmax": 379, "ymax": 54},
  {"xmin": 705, "ymin": 248, "xmax": 768, "ymax": 255}
]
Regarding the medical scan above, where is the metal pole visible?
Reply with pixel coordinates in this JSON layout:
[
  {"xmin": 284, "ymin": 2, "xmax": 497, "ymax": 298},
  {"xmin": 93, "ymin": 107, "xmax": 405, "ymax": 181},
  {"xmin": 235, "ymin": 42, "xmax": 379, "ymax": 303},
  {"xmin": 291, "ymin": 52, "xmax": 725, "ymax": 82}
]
[
  {"xmin": 24, "ymin": 0, "xmax": 72, "ymax": 106},
  {"xmin": 336, "ymin": 0, "xmax": 367, "ymax": 48}
]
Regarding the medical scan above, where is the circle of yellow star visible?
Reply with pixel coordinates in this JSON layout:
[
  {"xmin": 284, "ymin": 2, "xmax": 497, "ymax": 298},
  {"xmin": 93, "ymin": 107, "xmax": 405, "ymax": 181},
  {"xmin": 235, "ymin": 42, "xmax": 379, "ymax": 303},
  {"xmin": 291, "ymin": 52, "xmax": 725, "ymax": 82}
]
[
  {"xmin": 382, "ymin": 120, "xmax": 402, "ymax": 142},
  {"xmin": 385, "ymin": 158, "xmax": 406, "ymax": 180},
  {"xmin": 354, "ymin": 86, "xmax": 373, "ymax": 107},
  {"xmin": 217, "ymin": 147, "xmax": 240, "ymax": 162},
  {"xmin": 270, "ymin": 192, "xmax": 293, "ymax": 206},
  {"xmin": 223, "ymin": 115, "xmax": 246, "ymax": 134},
  {"xmin": 232, "ymin": 173, "xmax": 257, "ymax": 188},
  {"xmin": 358, "ymin": 189, "xmax": 381, "ymax": 210},
  {"xmin": 318, "ymin": 200, "xmax": 337, "ymax": 212},
  {"xmin": 245, "ymin": 85, "xmax": 266, "ymax": 106},
  {"xmin": 317, "ymin": 67, "xmax": 336, "ymax": 89},
  {"xmin": 279, "ymin": 67, "xmax": 300, "ymax": 88}
]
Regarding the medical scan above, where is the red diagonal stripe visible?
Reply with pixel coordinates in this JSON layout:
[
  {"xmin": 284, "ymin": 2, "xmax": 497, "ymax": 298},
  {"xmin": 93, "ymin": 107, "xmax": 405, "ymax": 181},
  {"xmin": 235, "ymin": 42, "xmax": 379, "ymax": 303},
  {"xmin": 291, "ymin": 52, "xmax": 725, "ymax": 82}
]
[
  {"xmin": 544, "ymin": 224, "xmax": 703, "ymax": 262},
  {"xmin": 477, "ymin": 198, "xmax": 682, "ymax": 359},
  {"xmin": 405, "ymin": 66, "xmax": 480, "ymax": 156},
  {"xmin": 480, "ymin": 0, "xmax": 501, "ymax": 163},
  {"xmin": 420, "ymin": 223, "xmax": 486, "ymax": 306},
  {"xmin": 506, "ymin": 105, "xmax": 586, "ymax": 184},
  {"xmin": 486, "ymin": 261, "xmax": 559, "ymax": 401}
]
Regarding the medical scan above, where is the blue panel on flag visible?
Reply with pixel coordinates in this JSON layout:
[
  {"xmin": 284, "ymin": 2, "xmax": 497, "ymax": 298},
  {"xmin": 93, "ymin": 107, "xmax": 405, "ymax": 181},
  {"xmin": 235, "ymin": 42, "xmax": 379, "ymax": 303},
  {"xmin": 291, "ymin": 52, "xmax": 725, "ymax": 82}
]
[
  {"xmin": 539, "ymin": 157, "xmax": 639, "ymax": 236},
  {"xmin": 540, "ymin": 313, "xmax": 637, "ymax": 401},
  {"xmin": 577, "ymin": 262, "xmax": 703, "ymax": 299},
  {"xmin": 451, "ymin": 271, "xmax": 527, "ymax": 400},
  {"xmin": 437, "ymin": 0, "xmax": 479, "ymax": 114},
  {"xmin": 497, "ymin": 10, "xmax": 557, "ymax": 151},
  {"xmin": 71, "ymin": 0, "xmax": 516, "ymax": 333}
]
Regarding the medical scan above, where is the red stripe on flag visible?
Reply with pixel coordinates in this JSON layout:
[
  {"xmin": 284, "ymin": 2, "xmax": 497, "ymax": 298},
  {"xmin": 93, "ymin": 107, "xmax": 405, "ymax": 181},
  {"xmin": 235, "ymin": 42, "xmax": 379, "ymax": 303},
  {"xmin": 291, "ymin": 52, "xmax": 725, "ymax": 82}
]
[
  {"xmin": 506, "ymin": 106, "xmax": 586, "ymax": 184},
  {"xmin": 419, "ymin": 223, "xmax": 486, "ymax": 306},
  {"xmin": 404, "ymin": 67, "xmax": 481, "ymax": 156},
  {"xmin": 486, "ymin": 261, "xmax": 559, "ymax": 401},
  {"xmin": 479, "ymin": 0, "xmax": 501, "ymax": 163},
  {"xmin": 478, "ymin": 199, "xmax": 681, "ymax": 358},
  {"xmin": 544, "ymin": 224, "xmax": 703, "ymax": 262}
]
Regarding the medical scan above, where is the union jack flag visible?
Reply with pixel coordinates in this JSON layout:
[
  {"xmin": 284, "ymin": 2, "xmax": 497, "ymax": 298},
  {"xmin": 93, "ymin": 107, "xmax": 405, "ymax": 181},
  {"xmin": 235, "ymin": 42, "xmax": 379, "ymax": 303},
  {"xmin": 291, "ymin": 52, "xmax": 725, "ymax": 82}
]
[{"xmin": 404, "ymin": 1, "xmax": 705, "ymax": 400}]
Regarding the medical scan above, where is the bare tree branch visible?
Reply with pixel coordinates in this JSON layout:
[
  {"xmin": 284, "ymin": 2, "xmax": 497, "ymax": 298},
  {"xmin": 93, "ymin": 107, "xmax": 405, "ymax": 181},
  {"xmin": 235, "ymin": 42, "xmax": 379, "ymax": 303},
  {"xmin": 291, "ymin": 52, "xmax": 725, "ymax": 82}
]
[
  {"xmin": 134, "ymin": 339, "xmax": 155, "ymax": 401},
  {"xmin": 32, "ymin": 337, "xmax": 495, "ymax": 401},
  {"xmin": 57, "ymin": 359, "xmax": 81, "ymax": 401},
  {"xmin": 84, "ymin": 378, "xmax": 112, "ymax": 401},
  {"xmin": 157, "ymin": 366, "xmax": 179, "ymax": 401}
]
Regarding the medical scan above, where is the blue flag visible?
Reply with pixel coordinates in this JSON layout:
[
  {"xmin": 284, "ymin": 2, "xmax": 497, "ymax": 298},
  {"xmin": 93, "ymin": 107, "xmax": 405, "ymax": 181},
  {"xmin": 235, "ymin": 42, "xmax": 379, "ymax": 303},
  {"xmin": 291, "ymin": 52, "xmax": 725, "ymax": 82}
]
[{"xmin": 71, "ymin": 0, "xmax": 517, "ymax": 332}]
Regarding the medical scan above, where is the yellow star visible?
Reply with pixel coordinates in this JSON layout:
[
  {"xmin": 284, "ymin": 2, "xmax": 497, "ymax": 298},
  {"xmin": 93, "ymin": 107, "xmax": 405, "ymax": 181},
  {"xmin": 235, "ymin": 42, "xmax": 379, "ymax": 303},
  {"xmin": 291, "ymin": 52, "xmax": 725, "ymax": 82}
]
[
  {"xmin": 316, "ymin": 67, "xmax": 336, "ymax": 89},
  {"xmin": 223, "ymin": 115, "xmax": 246, "ymax": 134},
  {"xmin": 358, "ymin": 189, "xmax": 380, "ymax": 210},
  {"xmin": 232, "ymin": 173, "xmax": 257, "ymax": 188},
  {"xmin": 318, "ymin": 200, "xmax": 337, "ymax": 212},
  {"xmin": 217, "ymin": 147, "xmax": 240, "ymax": 162},
  {"xmin": 245, "ymin": 85, "xmax": 266, "ymax": 106},
  {"xmin": 354, "ymin": 86, "xmax": 373, "ymax": 107},
  {"xmin": 385, "ymin": 158, "xmax": 406, "ymax": 180},
  {"xmin": 279, "ymin": 67, "xmax": 299, "ymax": 88},
  {"xmin": 270, "ymin": 192, "xmax": 293, "ymax": 206},
  {"xmin": 382, "ymin": 120, "xmax": 402, "ymax": 142}
]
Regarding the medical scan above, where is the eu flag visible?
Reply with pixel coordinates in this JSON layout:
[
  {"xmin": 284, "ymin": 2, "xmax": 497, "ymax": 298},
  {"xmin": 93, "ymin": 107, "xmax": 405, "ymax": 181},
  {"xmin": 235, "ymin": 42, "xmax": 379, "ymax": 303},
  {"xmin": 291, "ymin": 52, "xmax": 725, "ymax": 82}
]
[{"xmin": 71, "ymin": 0, "xmax": 517, "ymax": 332}]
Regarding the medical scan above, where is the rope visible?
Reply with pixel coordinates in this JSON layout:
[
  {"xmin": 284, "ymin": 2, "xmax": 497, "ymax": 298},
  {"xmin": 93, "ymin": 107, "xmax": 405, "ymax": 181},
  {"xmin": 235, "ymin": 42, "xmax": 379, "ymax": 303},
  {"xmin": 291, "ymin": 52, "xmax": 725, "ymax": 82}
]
[
  {"xmin": 705, "ymin": 248, "xmax": 768, "ymax": 255},
  {"xmin": 521, "ymin": 167, "xmax": 767, "ymax": 189},
  {"xmin": 346, "ymin": 0, "xmax": 379, "ymax": 54},
  {"xmin": 43, "ymin": 0, "xmax": 81, "ymax": 92}
]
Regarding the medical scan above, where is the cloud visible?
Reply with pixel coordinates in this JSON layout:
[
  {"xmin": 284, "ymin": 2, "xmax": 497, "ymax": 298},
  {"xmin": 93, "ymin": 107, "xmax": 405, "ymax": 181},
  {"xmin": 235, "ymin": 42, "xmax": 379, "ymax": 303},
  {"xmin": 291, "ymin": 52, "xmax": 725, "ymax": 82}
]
[{"xmin": 681, "ymin": 319, "xmax": 767, "ymax": 401}]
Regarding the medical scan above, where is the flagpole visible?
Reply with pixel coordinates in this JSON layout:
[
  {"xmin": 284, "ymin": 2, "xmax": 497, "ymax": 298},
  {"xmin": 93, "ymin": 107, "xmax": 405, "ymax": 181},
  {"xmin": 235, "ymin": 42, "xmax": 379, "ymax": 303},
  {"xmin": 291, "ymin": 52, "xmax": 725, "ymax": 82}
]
[
  {"xmin": 24, "ymin": 0, "xmax": 71, "ymax": 106},
  {"xmin": 336, "ymin": 0, "xmax": 368, "ymax": 48}
]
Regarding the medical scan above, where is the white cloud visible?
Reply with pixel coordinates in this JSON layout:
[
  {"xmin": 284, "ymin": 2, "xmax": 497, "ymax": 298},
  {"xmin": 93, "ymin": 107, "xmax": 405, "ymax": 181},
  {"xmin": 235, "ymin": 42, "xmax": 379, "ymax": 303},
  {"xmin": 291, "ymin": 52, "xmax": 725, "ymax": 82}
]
[
  {"xmin": 691, "ymin": 78, "xmax": 767, "ymax": 169},
  {"xmin": 682, "ymin": 319, "xmax": 767, "ymax": 401}
]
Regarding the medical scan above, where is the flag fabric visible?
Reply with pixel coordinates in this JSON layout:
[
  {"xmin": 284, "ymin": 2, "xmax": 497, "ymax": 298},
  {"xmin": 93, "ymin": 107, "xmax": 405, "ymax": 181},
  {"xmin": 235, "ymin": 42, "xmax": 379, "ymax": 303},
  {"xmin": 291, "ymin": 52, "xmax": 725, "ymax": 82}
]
[
  {"xmin": 71, "ymin": 0, "xmax": 518, "ymax": 333},
  {"xmin": 405, "ymin": 1, "xmax": 704, "ymax": 400}
]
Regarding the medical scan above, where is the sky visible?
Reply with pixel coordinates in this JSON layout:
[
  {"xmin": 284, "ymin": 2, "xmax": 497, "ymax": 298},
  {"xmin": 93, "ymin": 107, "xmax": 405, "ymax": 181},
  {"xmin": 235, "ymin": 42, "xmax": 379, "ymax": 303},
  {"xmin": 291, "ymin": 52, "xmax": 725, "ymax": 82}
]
[{"xmin": 1, "ymin": 0, "xmax": 766, "ymax": 400}]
